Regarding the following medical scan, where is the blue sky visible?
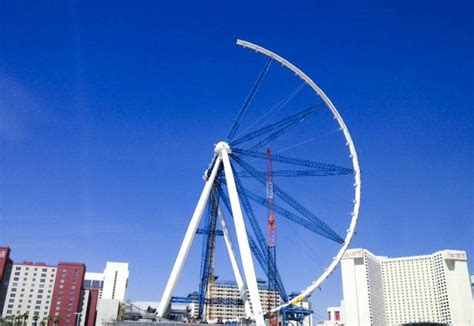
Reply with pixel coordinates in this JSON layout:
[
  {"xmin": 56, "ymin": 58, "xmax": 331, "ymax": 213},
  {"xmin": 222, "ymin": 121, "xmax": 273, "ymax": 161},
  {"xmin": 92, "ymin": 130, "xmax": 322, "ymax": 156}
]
[{"xmin": 1, "ymin": 0, "xmax": 473, "ymax": 319}]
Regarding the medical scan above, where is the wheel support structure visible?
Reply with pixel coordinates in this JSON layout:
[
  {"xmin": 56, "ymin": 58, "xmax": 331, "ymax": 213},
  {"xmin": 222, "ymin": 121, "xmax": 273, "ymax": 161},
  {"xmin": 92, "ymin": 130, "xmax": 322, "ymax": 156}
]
[{"xmin": 158, "ymin": 142, "xmax": 265, "ymax": 326}]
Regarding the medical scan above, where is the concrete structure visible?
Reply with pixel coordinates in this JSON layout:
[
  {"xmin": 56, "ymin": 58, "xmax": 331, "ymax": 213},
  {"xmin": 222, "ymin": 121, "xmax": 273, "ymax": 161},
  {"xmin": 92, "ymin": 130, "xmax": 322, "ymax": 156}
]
[
  {"xmin": 202, "ymin": 278, "xmax": 279, "ymax": 322},
  {"xmin": 0, "ymin": 248, "xmax": 11, "ymax": 285},
  {"xmin": 49, "ymin": 262, "xmax": 86, "ymax": 326},
  {"xmin": 124, "ymin": 301, "xmax": 158, "ymax": 321},
  {"xmin": 84, "ymin": 273, "xmax": 104, "ymax": 298},
  {"xmin": 341, "ymin": 249, "xmax": 385, "ymax": 325},
  {"xmin": 471, "ymin": 274, "xmax": 474, "ymax": 297},
  {"xmin": 472, "ymin": 274, "xmax": 474, "ymax": 325},
  {"xmin": 77, "ymin": 290, "xmax": 91, "ymax": 326},
  {"xmin": 77, "ymin": 289, "xmax": 100, "ymax": 326},
  {"xmin": 0, "ymin": 262, "xmax": 57, "ymax": 324},
  {"xmin": 340, "ymin": 248, "xmax": 473, "ymax": 326},
  {"xmin": 0, "ymin": 247, "xmax": 12, "ymax": 313},
  {"xmin": 95, "ymin": 299, "xmax": 121, "ymax": 325},
  {"xmin": 102, "ymin": 263, "xmax": 129, "ymax": 302},
  {"xmin": 84, "ymin": 263, "xmax": 129, "ymax": 302},
  {"xmin": 85, "ymin": 289, "xmax": 99, "ymax": 326},
  {"xmin": 324, "ymin": 306, "xmax": 343, "ymax": 325}
]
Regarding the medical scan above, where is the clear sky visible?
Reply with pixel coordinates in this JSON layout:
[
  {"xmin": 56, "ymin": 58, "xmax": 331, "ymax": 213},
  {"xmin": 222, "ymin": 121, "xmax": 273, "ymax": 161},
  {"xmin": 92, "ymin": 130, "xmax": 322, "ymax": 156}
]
[{"xmin": 1, "ymin": 0, "xmax": 473, "ymax": 319}]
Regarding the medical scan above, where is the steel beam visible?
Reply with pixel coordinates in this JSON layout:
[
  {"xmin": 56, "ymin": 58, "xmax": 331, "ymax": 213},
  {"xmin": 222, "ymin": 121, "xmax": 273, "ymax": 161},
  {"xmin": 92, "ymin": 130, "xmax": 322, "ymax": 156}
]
[
  {"xmin": 157, "ymin": 156, "xmax": 222, "ymax": 317},
  {"xmin": 220, "ymin": 147, "xmax": 265, "ymax": 326}
]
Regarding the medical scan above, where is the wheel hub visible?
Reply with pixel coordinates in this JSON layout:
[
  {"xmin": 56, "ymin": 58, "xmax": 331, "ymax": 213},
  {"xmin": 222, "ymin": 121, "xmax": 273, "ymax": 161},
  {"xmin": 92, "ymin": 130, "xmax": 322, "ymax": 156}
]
[{"xmin": 214, "ymin": 141, "xmax": 232, "ymax": 155}]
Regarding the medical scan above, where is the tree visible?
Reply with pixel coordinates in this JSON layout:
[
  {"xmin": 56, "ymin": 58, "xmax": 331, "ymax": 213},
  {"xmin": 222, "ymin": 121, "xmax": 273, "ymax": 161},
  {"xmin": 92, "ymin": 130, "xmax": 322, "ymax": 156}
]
[
  {"xmin": 4, "ymin": 315, "xmax": 13, "ymax": 326},
  {"xmin": 40, "ymin": 316, "xmax": 49, "ymax": 326},
  {"xmin": 22, "ymin": 313, "xmax": 29, "ymax": 326}
]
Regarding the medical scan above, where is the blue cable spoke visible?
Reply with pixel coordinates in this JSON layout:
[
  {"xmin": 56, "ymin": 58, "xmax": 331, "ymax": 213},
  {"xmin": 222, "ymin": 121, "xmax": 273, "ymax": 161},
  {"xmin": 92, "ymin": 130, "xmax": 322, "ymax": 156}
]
[
  {"xmin": 231, "ymin": 155, "xmax": 344, "ymax": 244},
  {"xmin": 233, "ymin": 173, "xmax": 268, "ymax": 252},
  {"xmin": 219, "ymin": 186, "xmax": 267, "ymax": 260},
  {"xmin": 236, "ymin": 168, "xmax": 353, "ymax": 178},
  {"xmin": 238, "ymin": 82, "xmax": 306, "ymax": 136},
  {"xmin": 235, "ymin": 155, "xmax": 344, "ymax": 243},
  {"xmin": 227, "ymin": 58, "xmax": 273, "ymax": 141},
  {"xmin": 219, "ymin": 186, "xmax": 288, "ymax": 302},
  {"xmin": 232, "ymin": 172, "xmax": 288, "ymax": 302},
  {"xmin": 249, "ymin": 107, "xmax": 323, "ymax": 150},
  {"xmin": 248, "ymin": 236, "xmax": 288, "ymax": 303},
  {"xmin": 248, "ymin": 236, "xmax": 266, "ymax": 271},
  {"xmin": 244, "ymin": 188, "xmax": 342, "ymax": 243},
  {"xmin": 233, "ymin": 148, "xmax": 354, "ymax": 174},
  {"xmin": 230, "ymin": 105, "xmax": 321, "ymax": 147}
]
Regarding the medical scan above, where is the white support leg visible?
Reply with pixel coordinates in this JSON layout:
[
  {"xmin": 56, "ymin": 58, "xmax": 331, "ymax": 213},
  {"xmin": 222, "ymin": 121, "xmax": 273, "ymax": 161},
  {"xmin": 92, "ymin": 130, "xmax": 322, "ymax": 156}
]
[
  {"xmin": 157, "ymin": 156, "xmax": 222, "ymax": 317},
  {"xmin": 218, "ymin": 205, "xmax": 252, "ymax": 318},
  {"xmin": 220, "ymin": 149, "xmax": 265, "ymax": 326}
]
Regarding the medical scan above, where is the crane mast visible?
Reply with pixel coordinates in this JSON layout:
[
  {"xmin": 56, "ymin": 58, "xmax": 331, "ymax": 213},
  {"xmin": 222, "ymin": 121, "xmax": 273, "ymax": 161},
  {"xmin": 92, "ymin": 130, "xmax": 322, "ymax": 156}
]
[{"xmin": 266, "ymin": 147, "xmax": 278, "ymax": 326}]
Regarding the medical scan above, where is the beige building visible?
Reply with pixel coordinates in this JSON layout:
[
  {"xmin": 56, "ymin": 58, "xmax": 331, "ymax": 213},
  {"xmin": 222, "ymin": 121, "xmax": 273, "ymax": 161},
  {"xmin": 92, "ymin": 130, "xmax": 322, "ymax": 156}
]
[
  {"xmin": 340, "ymin": 248, "xmax": 473, "ymax": 326},
  {"xmin": 0, "ymin": 263, "xmax": 56, "ymax": 324},
  {"xmin": 201, "ymin": 278, "xmax": 278, "ymax": 322}
]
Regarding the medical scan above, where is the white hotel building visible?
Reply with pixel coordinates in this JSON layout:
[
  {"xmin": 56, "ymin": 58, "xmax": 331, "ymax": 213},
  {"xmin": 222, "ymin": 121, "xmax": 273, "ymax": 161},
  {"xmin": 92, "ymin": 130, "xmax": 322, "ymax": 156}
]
[
  {"xmin": 340, "ymin": 248, "xmax": 472, "ymax": 326},
  {"xmin": 83, "ymin": 262, "xmax": 129, "ymax": 301}
]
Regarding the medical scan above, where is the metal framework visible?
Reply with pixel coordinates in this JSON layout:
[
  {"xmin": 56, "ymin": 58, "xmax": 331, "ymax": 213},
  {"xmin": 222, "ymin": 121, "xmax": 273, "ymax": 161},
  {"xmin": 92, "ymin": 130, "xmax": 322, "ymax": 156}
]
[
  {"xmin": 266, "ymin": 147, "xmax": 278, "ymax": 326},
  {"xmin": 157, "ymin": 39, "xmax": 361, "ymax": 326}
]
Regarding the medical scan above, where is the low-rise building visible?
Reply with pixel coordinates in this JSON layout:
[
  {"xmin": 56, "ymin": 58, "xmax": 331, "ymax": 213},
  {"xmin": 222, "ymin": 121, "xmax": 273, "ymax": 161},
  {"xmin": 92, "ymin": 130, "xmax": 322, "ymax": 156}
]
[{"xmin": 95, "ymin": 299, "xmax": 121, "ymax": 325}]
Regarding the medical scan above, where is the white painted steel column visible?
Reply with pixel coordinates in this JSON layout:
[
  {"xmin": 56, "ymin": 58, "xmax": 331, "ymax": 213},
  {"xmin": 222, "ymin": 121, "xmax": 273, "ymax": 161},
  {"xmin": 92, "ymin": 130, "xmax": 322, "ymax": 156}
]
[
  {"xmin": 157, "ymin": 156, "xmax": 222, "ymax": 317},
  {"xmin": 220, "ymin": 149, "xmax": 265, "ymax": 326},
  {"xmin": 218, "ymin": 205, "xmax": 252, "ymax": 318}
]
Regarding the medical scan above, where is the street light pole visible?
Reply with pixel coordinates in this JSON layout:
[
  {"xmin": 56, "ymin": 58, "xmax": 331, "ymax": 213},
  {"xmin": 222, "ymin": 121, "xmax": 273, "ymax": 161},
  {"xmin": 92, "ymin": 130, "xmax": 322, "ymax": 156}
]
[{"xmin": 74, "ymin": 312, "xmax": 82, "ymax": 326}]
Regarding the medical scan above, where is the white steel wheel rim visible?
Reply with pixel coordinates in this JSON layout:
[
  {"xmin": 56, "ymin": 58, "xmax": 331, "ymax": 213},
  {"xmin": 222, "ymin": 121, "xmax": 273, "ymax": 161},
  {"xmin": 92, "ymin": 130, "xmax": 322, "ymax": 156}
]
[{"xmin": 236, "ymin": 39, "xmax": 362, "ymax": 311}]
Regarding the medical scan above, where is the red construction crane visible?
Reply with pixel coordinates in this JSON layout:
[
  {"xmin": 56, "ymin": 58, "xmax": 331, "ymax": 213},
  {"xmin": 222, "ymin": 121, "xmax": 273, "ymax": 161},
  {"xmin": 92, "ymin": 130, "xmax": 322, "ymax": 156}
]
[{"xmin": 266, "ymin": 147, "xmax": 278, "ymax": 326}]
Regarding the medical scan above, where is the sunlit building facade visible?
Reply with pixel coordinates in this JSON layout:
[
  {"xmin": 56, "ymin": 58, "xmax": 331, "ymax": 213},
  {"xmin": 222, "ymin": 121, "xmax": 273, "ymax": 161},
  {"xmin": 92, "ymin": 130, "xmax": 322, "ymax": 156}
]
[
  {"xmin": 341, "ymin": 248, "xmax": 472, "ymax": 326},
  {"xmin": 0, "ymin": 262, "xmax": 57, "ymax": 324}
]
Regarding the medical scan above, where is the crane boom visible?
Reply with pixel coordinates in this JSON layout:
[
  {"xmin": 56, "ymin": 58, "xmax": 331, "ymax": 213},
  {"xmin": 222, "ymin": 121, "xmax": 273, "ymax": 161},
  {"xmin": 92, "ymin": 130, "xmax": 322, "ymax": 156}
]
[{"xmin": 266, "ymin": 147, "xmax": 278, "ymax": 326}]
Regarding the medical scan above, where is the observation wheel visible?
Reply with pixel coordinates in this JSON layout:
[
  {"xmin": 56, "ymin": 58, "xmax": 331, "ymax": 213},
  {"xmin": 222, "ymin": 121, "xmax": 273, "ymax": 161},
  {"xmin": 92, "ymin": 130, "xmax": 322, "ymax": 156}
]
[{"xmin": 158, "ymin": 40, "xmax": 361, "ymax": 326}]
